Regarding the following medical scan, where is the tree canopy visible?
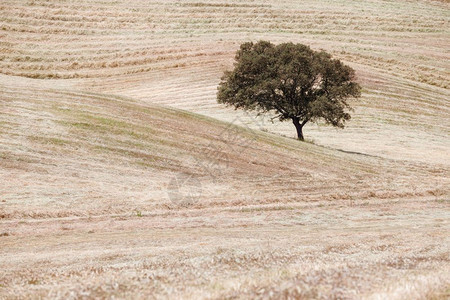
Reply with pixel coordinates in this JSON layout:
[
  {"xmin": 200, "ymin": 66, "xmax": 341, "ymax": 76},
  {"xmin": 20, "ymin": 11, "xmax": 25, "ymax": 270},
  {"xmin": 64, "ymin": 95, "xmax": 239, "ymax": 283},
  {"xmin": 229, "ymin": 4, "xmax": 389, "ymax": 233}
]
[{"xmin": 217, "ymin": 41, "xmax": 361, "ymax": 140}]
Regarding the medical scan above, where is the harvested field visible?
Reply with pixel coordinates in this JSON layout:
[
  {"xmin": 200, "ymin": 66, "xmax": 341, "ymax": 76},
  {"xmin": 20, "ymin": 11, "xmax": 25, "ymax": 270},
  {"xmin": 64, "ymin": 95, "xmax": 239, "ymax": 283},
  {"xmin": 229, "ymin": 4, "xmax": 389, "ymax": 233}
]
[{"xmin": 0, "ymin": 0, "xmax": 449, "ymax": 299}]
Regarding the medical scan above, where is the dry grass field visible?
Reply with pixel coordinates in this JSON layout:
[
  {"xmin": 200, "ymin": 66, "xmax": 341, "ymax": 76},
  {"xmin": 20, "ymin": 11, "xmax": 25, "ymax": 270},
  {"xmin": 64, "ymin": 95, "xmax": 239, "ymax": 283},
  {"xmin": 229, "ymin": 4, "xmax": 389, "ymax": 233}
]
[{"xmin": 0, "ymin": 0, "xmax": 449, "ymax": 299}]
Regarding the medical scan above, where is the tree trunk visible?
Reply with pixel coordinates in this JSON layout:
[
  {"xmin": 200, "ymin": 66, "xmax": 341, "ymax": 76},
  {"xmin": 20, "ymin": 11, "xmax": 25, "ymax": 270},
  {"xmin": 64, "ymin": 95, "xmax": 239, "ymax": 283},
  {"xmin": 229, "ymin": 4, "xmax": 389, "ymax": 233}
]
[{"xmin": 292, "ymin": 117, "xmax": 304, "ymax": 141}]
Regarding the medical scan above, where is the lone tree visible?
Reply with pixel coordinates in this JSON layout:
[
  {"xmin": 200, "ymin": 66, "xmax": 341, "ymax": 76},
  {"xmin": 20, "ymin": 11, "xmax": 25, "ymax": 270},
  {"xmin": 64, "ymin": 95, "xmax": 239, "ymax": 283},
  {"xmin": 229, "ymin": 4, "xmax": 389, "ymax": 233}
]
[{"xmin": 217, "ymin": 41, "xmax": 361, "ymax": 140}]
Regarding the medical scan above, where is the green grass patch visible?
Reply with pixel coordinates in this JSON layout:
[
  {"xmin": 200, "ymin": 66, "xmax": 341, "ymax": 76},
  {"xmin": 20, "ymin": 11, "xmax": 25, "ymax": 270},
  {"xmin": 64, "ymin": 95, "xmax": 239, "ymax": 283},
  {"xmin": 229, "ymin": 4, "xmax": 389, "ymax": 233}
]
[{"xmin": 28, "ymin": 136, "xmax": 71, "ymax": 146}]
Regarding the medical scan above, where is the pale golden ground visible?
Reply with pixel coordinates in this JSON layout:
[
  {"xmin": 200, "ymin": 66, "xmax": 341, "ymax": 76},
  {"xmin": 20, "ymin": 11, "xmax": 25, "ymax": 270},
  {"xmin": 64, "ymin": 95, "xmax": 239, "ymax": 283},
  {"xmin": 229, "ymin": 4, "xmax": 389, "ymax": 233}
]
[{"xmin": 0, "ymin": 0, "xmax": 449, "ymax": 299}]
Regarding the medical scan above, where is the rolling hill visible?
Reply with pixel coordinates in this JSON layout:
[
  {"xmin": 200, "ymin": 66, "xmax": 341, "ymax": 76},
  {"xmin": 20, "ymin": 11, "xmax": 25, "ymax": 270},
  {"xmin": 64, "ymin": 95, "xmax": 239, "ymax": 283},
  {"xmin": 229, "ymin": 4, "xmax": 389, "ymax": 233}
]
[{"xmin": 0, "ymin": 0, "xmax": 449, "ymax": 299}]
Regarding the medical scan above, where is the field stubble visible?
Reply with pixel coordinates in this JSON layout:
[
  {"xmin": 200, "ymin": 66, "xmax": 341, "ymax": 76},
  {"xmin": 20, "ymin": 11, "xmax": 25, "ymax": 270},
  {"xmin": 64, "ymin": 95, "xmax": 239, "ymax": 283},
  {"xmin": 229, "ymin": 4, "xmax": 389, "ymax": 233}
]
[{"xmin": 0, "ymin": 0, "xmax": 449, "ymax": 299}]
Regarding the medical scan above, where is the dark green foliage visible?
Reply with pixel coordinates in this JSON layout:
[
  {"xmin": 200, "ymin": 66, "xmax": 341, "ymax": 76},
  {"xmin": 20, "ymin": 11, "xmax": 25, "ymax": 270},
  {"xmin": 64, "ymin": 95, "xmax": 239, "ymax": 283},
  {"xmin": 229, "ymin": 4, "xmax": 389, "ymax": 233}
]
[{"xmin": 217, "ymin": 41, "xmax": 361, "ymax": 140}]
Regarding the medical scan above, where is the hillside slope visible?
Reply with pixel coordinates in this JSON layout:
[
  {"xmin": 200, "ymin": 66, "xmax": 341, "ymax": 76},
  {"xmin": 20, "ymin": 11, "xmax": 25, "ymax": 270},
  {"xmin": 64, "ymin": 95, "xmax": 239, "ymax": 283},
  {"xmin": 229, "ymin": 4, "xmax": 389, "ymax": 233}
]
[
  {"xmin": 0, "ymin": 0, "xmax": 449, "ymax": 298},
  {"xmin": 0, "ymin": 75, "xmax": 449, "ymax": 298},
  {"xmin": 1, "ymin": 0, "xmax": 449, "ymax": 163},
  {"xmin": 0, "ymin": 74, "xmax": 447, "ymax": 218}
]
